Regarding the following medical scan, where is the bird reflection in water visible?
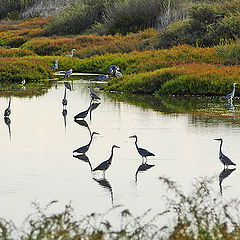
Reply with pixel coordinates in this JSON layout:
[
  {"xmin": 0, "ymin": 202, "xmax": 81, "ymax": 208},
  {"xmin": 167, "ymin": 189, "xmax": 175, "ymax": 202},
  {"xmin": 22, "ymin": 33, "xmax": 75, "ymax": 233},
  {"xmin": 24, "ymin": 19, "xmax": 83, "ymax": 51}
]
[
  {"xmin": 219, "ymin": 168, "xmax": 236, "ymax": 195},
  {"xmin": 89, "ymin": 102, "xmax": 101, "ymax": 120},
  {"xmin": 135, "ymin": 163, "xmax": 155, "ymax": 182},
  {"xmin": 73, "ymin": 154, "xmax": 92, "ymax": 171},
  {"xmin": 74, "ymin": 100, "xmax": 92, "ymax": 120},
  {"xmin": 62, "ymin": 109, "xmax": 67, "ymax": 130},
  {"xmin": 4, "ymin": 116, "xmax": 11, "ymax": 140},
  {"xmin": 224, "ymin": 102, "xmax": 235, "ymax": 120},
  {"xmin": 74, "ymin": 119, "xmax": 91, "ymax": 136},
  {"xmin": 93, "ymin": 177, "xmax": 114, "ymax": 205}
]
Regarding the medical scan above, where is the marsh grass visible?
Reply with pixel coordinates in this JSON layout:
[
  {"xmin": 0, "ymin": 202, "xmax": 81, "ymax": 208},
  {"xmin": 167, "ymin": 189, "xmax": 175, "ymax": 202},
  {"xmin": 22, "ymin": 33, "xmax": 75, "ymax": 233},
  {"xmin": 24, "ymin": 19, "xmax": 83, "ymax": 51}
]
[{"xmin": 0, "ymin": 177, "xmax": 239, "ymax": 239}]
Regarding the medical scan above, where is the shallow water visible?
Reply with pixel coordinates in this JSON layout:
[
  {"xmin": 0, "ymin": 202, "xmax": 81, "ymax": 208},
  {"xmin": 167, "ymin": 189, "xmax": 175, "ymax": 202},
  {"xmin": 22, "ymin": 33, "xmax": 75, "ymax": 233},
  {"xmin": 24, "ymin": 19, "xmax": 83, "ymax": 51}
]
[{"xmin": 0, "ymin": 78, "xmax": 239, "ymax": 226}]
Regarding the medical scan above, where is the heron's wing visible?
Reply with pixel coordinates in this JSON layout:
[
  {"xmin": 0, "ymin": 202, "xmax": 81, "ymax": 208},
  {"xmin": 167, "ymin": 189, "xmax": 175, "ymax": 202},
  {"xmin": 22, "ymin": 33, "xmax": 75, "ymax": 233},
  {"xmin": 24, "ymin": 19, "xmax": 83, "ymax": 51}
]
[
  {"xmin": 138, "ymin": 147, "xmax": 155, "ymax": 156},
  {"xmin": 93, "ymin": 160, "xmax": 109, "ymax": 171},
  {"xmin": 222, "ymin": 153, "xmax": 236, "ymax": 165}
]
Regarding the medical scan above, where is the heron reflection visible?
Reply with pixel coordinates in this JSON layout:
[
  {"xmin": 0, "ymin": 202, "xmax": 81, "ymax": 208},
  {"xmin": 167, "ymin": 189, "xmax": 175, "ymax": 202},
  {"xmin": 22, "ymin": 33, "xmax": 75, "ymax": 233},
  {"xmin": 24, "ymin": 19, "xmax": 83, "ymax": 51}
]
[
  {"xmin": 224, "ymin": 102, "xmax": 235, "ymax": 120},
  {"xmin": 93, "ymin": 177, "xmax": 114, "ymax": 205},
  {"xmin": 4, "ymin": 97, "xmax": 11, "ymax": 117},
  {"xmin": 62, "ymin": 88, "xmax": 68, "ymax": 109},
  {"xmin": 62, "ymin": 109, "xmax": 67, "ymax": 130},
  {"xmin": 4, "ymin": 116, "xmax": 11, "ymax": 140},
  {"xmin": 89, "ymin": 102, "xmax": 101, "ymax": 120},
  {"xmin": 73, "ymin": 154, "xmax": 92, "ymax": 171},
  {"xmin": 74, "ymin": 119, "xmax": 91, "ymax": 136},
  {"xmin": 74, "ymin": 100, "xmax": 92, "ymax": 120},
  {"xmin": 219, "ymin": 168, "xmax": 236, "ymax": 195},
  {"xmin": 135, "ymin": 163, "xmax": 155, "ymax": 182}
]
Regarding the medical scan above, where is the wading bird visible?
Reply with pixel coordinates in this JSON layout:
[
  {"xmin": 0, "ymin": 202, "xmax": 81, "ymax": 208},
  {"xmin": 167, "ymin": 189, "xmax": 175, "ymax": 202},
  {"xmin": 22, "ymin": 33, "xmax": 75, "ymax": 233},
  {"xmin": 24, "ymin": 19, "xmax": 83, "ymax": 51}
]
[
  {"xmin": 225, "ymin": 82, "xmax": 237, "ymax": 103},
  {"xmin": 66, "ymin": 49, "xmax": 76, "ymax": 57},
  {"xmin": 64, "ymin": 69, "xmax": 73, "ymax": 79},
  {"xmin": 109, "ymin": 65, "xmax": 122, "ymax": 78},
  {"xmin": 62, "ymin": 88, "xmax": 68, "ymax": 108},
  {"xmin": 74, "ymin": 101, "xmax": 92, "ymax": 120},
  {"xmin": 129, "ymin": 135, "xmax": 155, "ymax": 163},
  {"xmin": 95, "ymin": 74, "xmax": 109, "ymax": 81},
  {"xmin": 73, "ymin": 132, "xmax": 99, "ymax": 154},
  {"xmin": 51, "ymin": 59, "xmax": 58, "ymax": 71},
  {"xmin": 92, "ymin": 145, "xmax": 120, "ymax": 177},
  {"xmin": 214, "ymin": 138, "xmax": 236, "ymax": 168},
  {"xmin": 89, "ymin": 80, "xmax": 101, "ymax": 101},
  {"xmin": 4, "ymin": 97, "xmax": 11, "ymax": 117}
]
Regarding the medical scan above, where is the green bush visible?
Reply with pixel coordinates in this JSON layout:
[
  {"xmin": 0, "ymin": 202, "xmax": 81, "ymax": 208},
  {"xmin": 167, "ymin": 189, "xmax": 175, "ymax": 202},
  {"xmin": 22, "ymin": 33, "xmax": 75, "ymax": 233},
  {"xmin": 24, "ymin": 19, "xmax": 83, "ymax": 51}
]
[{"xmin": 154, "ymin": 1, "xmax": 240, "ymax": 48}]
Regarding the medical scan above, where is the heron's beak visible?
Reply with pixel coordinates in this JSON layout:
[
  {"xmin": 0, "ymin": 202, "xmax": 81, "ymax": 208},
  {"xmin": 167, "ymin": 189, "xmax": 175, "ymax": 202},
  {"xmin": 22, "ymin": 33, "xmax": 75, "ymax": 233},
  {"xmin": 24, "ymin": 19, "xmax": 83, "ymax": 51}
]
[
  {"xmin": 115, "ymin": 145, "xmax": 120, "ymax": 148},
  {"xmin": 214, "ymin": 138, "xmax": 221, "ymax": 141},
  {"xmin": 129, "ymin": 135, "xmax": 134, "ymax": 138}
]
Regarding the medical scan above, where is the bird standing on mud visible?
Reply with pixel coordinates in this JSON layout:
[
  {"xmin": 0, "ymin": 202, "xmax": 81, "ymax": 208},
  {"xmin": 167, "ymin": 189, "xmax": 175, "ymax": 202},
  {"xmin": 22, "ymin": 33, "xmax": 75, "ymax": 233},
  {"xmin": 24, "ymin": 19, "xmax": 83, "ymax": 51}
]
[
  {"xmin": 129, "ymin": 135, "xmax": 155, "ymax": 163},
  {"xmin": 214, "ymin": 138, "xmax": 236, "ymax": 168},
  {"xmin": 92, "ymin": 145, "xmax": 120, "ymax": 177}
]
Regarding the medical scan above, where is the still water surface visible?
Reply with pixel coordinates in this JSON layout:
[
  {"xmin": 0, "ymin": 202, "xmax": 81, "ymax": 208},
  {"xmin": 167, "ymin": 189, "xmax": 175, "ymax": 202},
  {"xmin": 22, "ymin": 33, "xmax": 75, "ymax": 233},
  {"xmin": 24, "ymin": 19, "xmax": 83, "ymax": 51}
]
[{"xmin": 0, "ymin": 78, "xmax": 239, "ymax": 226}]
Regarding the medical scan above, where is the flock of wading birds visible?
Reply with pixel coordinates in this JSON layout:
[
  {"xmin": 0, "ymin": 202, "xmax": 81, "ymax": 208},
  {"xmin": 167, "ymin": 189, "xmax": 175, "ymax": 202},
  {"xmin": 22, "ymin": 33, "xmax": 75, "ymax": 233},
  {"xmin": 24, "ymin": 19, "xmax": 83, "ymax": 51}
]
[{"xmin": 3, "ymin": 55, "xmax": 238, "ymax": 179}]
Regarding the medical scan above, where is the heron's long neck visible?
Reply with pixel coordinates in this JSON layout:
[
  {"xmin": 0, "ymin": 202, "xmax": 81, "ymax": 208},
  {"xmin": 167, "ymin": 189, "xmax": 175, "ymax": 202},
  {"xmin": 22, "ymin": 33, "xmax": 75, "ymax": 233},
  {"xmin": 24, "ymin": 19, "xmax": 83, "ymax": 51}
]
[
  {"xmin": 134, "ymin": 137, "xmax": 138, "ymax": 149},
  {"xmin": 88, "ymin": 134, "xmax": 94, "ymax": 145},
  {"xmin": 72, "ymin": 50, "xmax": 74, "ymax": 56},
  {"xmin": 109, "ymin": 147, "xmax": 115, "ymax": 163},
  {"xmin": 219, "ymin": 140, "xmax": 223, "ymax": 154}
]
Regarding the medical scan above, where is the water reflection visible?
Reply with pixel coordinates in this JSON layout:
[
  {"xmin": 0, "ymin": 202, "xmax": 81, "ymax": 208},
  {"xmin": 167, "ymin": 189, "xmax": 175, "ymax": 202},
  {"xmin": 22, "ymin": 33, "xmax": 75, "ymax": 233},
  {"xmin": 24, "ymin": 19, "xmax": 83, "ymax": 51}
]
[
  {"xmin": 106, "ymin": 92, "xmax": 240, "ymax": 124},
  {"xmin": 224, "ymin": 102, "xmax": 235, "ymax": 120},
  {"xmin": 74, "ymin": 100, "xmax": 92, "ymax": 120},
  {"xmin": 135, "ymin": 163, "xmax": 155, "ymax": 182},
  {"xmin": 89, "ymin": 102, "xmax": 101, "ymax": 120},
  {"xmin": 4, "ymin": 116, "xmax": 11, "ymax": 140},
  {"xmin": 74, "ymin": 119, "xmax": 91, "ymax": 136},
  {"xmin": 62, "ymin": 109, "xmax": 67, "ymax": 130},
  {"xmin": 93, "ymin": 177, "xmax": 114, "ymax": 205},
  {"xmin": 73, "ymin": 154, "xmax": 92, "ymax": 171},
  {"xmin": 219, "ymin": 168, "xmax": 236, "ymax": 195}
]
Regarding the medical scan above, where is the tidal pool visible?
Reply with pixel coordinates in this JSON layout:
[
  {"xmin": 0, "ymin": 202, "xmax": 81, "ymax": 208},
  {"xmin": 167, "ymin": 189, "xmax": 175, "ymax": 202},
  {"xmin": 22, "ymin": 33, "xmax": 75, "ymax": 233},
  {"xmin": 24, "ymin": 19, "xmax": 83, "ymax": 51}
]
[{"xmin": 0, "ymin": 78, "xmax": 239, "ymax": 227}]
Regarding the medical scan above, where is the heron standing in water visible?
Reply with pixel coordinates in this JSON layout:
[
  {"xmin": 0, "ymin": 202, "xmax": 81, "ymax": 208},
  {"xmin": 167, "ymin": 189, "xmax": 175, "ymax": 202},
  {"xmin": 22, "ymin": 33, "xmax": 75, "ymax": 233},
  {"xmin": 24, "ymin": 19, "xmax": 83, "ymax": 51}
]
[
  {"xmin": 92, "ymin": 145, "xmax": 120, "ymax": 177},
  {"xmin": 64, "ymin": 69, "xmax": 73, "ymax": 79},
  {"xmin": 4, "ymin": 97, "xmax": 11, "ymax": 117},
  {"xmin": 129, "ymin": 135, "xmax": 155, "ymax": 163},
  {"xmin": 74, "ymin": 101, "xmax": 92, "ymax": 120},
  {"xmin": 89, "ymin": 80, "xmax": 101, "ymax": 101},
  {"xmin": 214, "ymin": 138, "xmax": 236, "ymax": 168},
  {"xmin": 225, "ymin": 82, "xmax": 237, "ymax": 103},
  {"xmin": 73, "ymin": 132, "xmax": 99, "ymax": 154}
]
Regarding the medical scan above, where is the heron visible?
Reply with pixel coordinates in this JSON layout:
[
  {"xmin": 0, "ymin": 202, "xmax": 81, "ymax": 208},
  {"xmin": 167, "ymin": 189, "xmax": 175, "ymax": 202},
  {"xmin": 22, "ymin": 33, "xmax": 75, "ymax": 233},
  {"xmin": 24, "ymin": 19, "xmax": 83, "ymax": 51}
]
[
  {"xmin": 95, "ymin": 74, "xmax": 109, "ymax": 81},
  {"xmin": 225, "ymin": 82, "xmax": 237, "ymax": 103},
  {"xmin": 64, "ymin": 69, "xmax": 73, "ymax": 79},
  {"xmin": 64, "ymin": 81, "xmax": 72, "ymax": 91},
  {"xmin": 51, "ymin": 59, "xmax": 58, "ymax": 71},
  {"xmin": 92, "ymin": 145, "xmax": 120, "ymax": 177},
  {"xmin": 89, "ymin": 80, "xmax": 101, "ymax": 101},
  {"xmin": 129, "ymin": 135, "xmax": 155, "ymax": 163},
  {"xmin": 214, "ymin": 138, "xmax": 236, "ymax": 168},
  {"xmin": 114, "ymin": 70, "xmax": 122, "ymax": 78},
  {"xmin": 74, "ymin": 101, "xmax": 92, "ymax": 120},
  {"xmin": 66, "ymin": 49, "xmax": 76, "ymax": 57},
  {"xmin": 4, "ymin": 97, "xmax": 11, "ymax": 117},
  {"xmin": 109, "ymin": 65, "xmax": 119, "ymax": 76},
  {"xmin": 73, "ymin": 132, "xmax": 99, "ymax": 154},
  {"xmin": 62, "ymin": 88, "xmax": 68, "ymax": 107}
]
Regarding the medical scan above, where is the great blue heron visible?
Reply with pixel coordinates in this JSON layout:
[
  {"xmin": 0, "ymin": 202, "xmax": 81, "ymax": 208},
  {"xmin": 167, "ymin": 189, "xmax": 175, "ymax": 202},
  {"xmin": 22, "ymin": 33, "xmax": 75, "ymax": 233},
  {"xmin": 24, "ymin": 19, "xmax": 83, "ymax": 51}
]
[
  {"xmin": 225, "ymin": 82, "xmax": 237, "ymax": 103},
  {"xmin": 64, "ymin": 81, "xmax": 72, "ymax": 91},
  {"xmin": 64, "ymin": 69, "xmax": 73, "ymax": 78},
  {"xmin": 95, "ymin": 74, "xmax": 109, "ymax": 81},
  {"xmin": 62, "ymin": 88, "xmax": 68, "ymax": 107},
  {"xmin": 89, "ymin": 80, "xmax": 101, "ymax": 101},
  {"xmin": 73, "ymin": 132, "xmax": 99, "ymax": 154},
  {"xmin": 129, "ymin": 135, "xmax": 155, "ymax": 163},
  {"xmin": 74, "ymin": 101, "xmax": 92, "ymax": 120},
  {"xmin": 4, "ymin": 97, "xmax": 11, "ymax": 117},
  {"xmin": 92, "ymin": 145, "xmax": 120, "ymax": 177},
  {"xmin": 66, "ymin": 49, "xmax": 76, "ymax": 57},
  {"xmin": 214, "ymin": 138, "xmax": 236, "ymax": 168},
  {"xmin": 51, "ymin": 59, "xmax": 58, "ymax": 71}
]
